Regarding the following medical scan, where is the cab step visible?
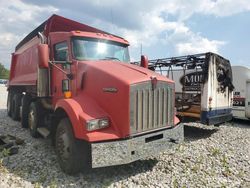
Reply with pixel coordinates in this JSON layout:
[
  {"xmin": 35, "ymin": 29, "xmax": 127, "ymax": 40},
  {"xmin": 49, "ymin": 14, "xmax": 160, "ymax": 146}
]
[{"xmin": 37, "ymin": 127, "xmax": 50, "ymax": 138}]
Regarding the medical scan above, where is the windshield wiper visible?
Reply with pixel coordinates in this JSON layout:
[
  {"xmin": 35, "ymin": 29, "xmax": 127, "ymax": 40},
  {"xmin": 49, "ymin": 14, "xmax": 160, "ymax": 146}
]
[{"xmin": 101, "ymin": 57, "xmax": 121, "ymax": 61}]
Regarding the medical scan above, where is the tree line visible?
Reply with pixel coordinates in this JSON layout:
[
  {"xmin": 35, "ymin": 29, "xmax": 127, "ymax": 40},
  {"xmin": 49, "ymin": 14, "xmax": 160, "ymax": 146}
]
[{"xmin": 0, "ymin": 63, "xmax": 10, "ymax": 79}]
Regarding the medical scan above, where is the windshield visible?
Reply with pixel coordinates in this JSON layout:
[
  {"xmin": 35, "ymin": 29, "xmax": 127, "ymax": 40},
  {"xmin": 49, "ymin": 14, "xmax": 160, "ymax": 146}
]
[{"xmin": 72, "ymin": 37, "xmax": 130, "ymax": 62}]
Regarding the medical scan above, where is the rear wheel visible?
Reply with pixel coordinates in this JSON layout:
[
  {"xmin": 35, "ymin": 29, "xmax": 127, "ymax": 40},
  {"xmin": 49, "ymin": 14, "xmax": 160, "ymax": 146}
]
[
  {"xmin": 11, "ymin": 93, "xmax": 22, "ymax": 121},
  {"xmin": 55, "ymin": 118, "xmax": 90, "ymax": 174},
  {"xmin": 28, "ymin": 102, "xmax": 42, "ymax": 138},
  {"xmin": 21, "ymin": 94, "xmax": 32, "ymax": 128},
  {"xmin": 7, "ymin": 92, "xmax": 13, "ymax": 117}
]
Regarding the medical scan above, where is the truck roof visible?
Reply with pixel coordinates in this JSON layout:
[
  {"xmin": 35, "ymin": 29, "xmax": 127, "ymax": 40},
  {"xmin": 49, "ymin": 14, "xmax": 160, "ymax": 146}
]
[{"xmin": 15, "ymin": 14, "xmax": 125, "ymax": 51}]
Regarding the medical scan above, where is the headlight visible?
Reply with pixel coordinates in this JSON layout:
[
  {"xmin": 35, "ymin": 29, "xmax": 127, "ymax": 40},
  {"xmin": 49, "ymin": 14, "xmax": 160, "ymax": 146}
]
[{"xmin": 86, "ymin": 118, "xmax": 109, "ymax": 131}]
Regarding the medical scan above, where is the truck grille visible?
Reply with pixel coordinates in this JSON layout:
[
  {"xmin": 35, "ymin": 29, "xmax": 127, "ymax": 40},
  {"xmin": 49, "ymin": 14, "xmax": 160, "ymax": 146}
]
[{"xmin": 130, "ymin": 81, "xmax": 174, "ymax": 135}]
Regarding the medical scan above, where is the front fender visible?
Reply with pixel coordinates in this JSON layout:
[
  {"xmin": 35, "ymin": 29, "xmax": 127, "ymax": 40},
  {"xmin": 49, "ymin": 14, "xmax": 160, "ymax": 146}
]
[
  {"xmin": 55, "ymin": 97, "xmax": 121, "ymax": 142},
  {"xmin": 55, "ymin": 99, "xmax": 86, "ymax": 139}
]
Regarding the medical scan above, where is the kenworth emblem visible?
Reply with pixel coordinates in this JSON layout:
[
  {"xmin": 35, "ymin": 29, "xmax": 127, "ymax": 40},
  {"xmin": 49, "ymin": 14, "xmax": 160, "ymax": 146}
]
[{"xmin": 103, "ymin": 87, "xmax": 118, "ymax": 93}]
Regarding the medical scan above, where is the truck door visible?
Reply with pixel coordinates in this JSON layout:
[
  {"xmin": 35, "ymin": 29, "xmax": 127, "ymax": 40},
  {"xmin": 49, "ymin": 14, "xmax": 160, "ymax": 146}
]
[
  {"xmin": 51, "ymin": 41, "xmax": 71, "ymax": 105},
  {"xmin": 245, "ymin": 80, "xmax": 250, "ymax": 118}
]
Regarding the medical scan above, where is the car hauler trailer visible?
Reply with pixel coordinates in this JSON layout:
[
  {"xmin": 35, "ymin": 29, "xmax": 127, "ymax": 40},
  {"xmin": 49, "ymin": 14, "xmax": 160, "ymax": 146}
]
[
  {"xmin": 7, "ymin": 14, "xmax": 183, "ymax": 174},
  {"xmin": 232, "ymin": 66, "xmax": 250, "ymax": 120},
  {"xmin": 133, "ymin": 53, "xmax": 234, "ymax": 125}
]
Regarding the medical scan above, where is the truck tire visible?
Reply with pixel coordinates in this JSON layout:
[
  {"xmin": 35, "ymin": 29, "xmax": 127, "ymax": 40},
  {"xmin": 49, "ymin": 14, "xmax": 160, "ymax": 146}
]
[
  {"xmin": 7, "ymin": 92, "xmax": 13, "ymax": 117},
  {"xmin": 11, "ymin": 93, "xmax": 22, "ymax": 121},
  {"xmin": 21, "ymin": 94, "xmax": 32, "ymax": 128},
  {"xmin": 28, "ymin": 102, "xmax": 42, "ymax": 138},
  {"xmin": 55, "ymin": 118, "xmax": 90, "ymax": 174}
]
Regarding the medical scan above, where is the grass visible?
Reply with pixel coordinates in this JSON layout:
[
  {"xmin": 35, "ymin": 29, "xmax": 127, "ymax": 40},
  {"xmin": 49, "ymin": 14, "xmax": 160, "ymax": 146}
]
[
  {"xmin": 237, "ymin": 170, "xmax": 245, "ymax": 178},
  {"xmin": 0, "ymin": 148, "xmax": 10, "ymax": 173},
  {"xmin": 173, "ymin": 177, "xmax": 179, "ymax": 188},
  {"xmin": 211, "ymin": 147, "xmax": 220, "ymax": 156},
  {"xmin": 176, "ymin": 144, "xmax": 185, "ymax": 153},
  {"xmin": 37, "ymin": 173, "xmax": 47, "ymax": 185},
  {"xmin": 221, "ymin": 154, "xmax": 228, "ymax": 166},
  {"xmin": 0, "ymin": 159, "xmax": 5, "ymax": 172},
  {"xmin": 191, "ymin": 164, "xmax": 199, "ymax": 173},
  {"xmin": 34, "ymin": 182, "xmax": 42, "ymax": 188},
  {"xmin": 49, "ymin": 179, "xmax": 58, "ymax": 188},
  {"xmin": 1, "ymin": 148, "xmax": 10, "ymax": 157},
  {"xmin": 221, "ymin": 154, "xmax": 231, "ymax": 177}
]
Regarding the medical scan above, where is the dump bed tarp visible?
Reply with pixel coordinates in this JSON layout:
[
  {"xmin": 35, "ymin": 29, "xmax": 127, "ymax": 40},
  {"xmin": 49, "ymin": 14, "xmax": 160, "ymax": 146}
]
[{"xmin": 15, "ymin": 14, "xmax": 113, "ymax": 51}]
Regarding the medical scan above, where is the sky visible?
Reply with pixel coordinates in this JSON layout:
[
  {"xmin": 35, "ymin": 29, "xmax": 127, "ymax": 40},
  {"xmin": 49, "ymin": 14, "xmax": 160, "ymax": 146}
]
[{"xmin": 0, "ymin": 0, "xmax": 250, "ymax": 69}]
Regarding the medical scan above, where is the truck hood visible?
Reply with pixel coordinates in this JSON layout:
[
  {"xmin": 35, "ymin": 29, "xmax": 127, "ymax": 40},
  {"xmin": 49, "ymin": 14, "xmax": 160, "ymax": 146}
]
[
  {"xmin": 77, "ymin": 60, "xmax": 174, "ymax": 85},
  {"xmin": 74, "ymin": 60, "xmax": 174, "ymax": 139}
]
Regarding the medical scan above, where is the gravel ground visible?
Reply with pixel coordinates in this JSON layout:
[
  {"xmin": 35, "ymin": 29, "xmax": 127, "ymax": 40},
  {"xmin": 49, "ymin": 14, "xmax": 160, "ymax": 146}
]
[{"xmin": 0, "ymin": 84, "xmax": 250, "ymax": 188}]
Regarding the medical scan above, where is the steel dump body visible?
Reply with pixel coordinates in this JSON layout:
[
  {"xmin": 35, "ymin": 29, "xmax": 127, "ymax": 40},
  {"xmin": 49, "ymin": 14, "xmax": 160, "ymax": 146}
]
[{"xmin": 8, "ymin": 15, "xmax": 183, "ymax": 170}]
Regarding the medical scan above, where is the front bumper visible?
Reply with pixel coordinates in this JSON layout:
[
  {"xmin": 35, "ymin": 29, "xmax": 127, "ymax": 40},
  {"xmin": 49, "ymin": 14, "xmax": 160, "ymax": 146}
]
[{"xmin": 91, "ymin": 123, "xmax": 184, "ymax": 168}]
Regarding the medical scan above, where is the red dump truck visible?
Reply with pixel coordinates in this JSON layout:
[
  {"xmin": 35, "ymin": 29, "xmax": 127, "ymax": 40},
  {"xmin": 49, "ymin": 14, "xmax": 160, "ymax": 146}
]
[{"xmin": 7, "ymin": 15, "xmax": 183, "ymax": 174}]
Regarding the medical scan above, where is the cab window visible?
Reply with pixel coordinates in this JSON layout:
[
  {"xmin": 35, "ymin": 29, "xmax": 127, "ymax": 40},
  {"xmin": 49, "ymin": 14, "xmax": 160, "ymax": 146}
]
[{"xmin": 54, "ymin": 42, "xmax": 68, "ymax": 61}]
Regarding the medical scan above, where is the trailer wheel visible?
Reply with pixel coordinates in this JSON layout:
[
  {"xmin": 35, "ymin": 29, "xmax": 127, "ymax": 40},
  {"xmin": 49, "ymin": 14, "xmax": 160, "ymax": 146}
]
[
  {"xmin": 28, "ymin": 102, "xmax": 42, "ymax": 138},
  {"xmin": 7, "ymin": 92, "xmax": 13, "ymax": 117},
  {"xmin": 11, "ymin": 93, "xmax": 22, "ymax": 121},
  {"xmin": 55, "ymin": 118, "xmax": 90, "ymax": 174},
  {"xmin": 21, "ymin": 94, "xmax": 32, "ymax": 128}
]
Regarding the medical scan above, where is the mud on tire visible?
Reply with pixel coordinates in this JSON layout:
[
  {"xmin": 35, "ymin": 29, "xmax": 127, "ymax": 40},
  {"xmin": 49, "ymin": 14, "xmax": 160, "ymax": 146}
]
[
  {"xmin": 55, "ymin": 118, "xmax": 90, "ymax": 175},
  {"xmin": 28, "ymin": 101, "xmax": 43, "ymax": 138},
  {"xmin": 11, "ymin": 93, "xmax": 22, "ymax": 121},
  {"xmin": 21, "ymin": 94, "xmax": 32, "ymax": 128},
  {"xmin": 7, "ymin": 92, "xmax": 13, "ymax": 117}
]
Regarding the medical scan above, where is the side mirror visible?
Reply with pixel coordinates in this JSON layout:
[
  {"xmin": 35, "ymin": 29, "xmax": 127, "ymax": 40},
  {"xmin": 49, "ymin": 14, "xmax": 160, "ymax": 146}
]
[
  {"xmin": 38, "ymin": 44, "xmax": 49, "ymax": 68},
  {"xmin": 140, "ymin": 55, "xmax": 148, "ymax": 69}
]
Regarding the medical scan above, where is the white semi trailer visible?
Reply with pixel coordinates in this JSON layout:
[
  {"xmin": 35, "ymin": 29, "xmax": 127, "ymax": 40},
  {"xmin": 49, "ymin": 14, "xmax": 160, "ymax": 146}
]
[
  {"xmin": 232, "ymin": 66, "xmax": 250, "ymax": 120},
  {"xmin": 134, "ymin": 52, "xmax": 234, "ymax": 125}
]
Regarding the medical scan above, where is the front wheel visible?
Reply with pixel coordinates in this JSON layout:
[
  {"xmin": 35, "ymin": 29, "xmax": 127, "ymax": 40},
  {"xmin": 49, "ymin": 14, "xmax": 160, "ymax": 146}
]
[{"xmin": 55, "ymin": 118, "xmax": 90, "ymax": 174}]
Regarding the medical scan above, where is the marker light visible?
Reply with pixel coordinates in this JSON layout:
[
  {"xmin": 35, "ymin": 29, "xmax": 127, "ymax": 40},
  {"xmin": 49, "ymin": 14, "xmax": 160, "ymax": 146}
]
[{"xmin": 64, "ymin": 91, "xmax": 72, "ymax": 98}]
